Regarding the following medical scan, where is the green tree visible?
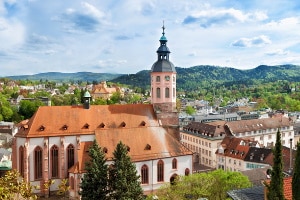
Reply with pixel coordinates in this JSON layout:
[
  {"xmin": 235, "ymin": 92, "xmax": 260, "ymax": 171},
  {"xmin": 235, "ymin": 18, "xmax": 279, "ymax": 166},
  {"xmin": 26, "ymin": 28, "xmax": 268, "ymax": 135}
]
[
  {"xmin": 108, "ymin": 141, "xmax": 143, "ymax": 200},
  {"xmin": 80, "ymin": 140, "xmax": 109, "ymax": 200},
  {"xmin": 292, "ymin": 142, "xmax": 300, "ymax": 200},
  {"xmin": 155, "ymin": 169, "xmax": 251, "ymax": 200},
  {"xmin": 57, "ymin": 179, "xmax": 70, "ymax": 199},
  {"xmin": 185, "ymin": 105, "xmax": 196, "ymax": 115},
  {"xmin": 267, "ymin": 129, "xmax": 284, "ymax": 200},
  {"xmin": 19, "ymin": 100, "xmax": 43, "ymax": 119},
  {"xmin": 109, "ymin": 91, "xmax": 122, "ymax": 104}
]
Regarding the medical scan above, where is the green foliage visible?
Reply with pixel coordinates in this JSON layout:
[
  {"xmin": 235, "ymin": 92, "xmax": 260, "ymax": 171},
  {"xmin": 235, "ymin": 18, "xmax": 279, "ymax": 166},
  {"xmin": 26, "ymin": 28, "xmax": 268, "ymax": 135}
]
[
  {"xmin": 108, "ymin": 91, "xmax": 122, "ymax": 104},
  {"xmin": 155, "ymin": 169, "xmax": 251, "ymax": 200},
  {"xmin": 18, "ymin": 100, "xmax": 44, "ymax": 119},
  {"xmin": 57, "ymin": 179, "xmax": 70, "ymax": 199},
  {"xmin": 292, "ymin": 142, "xmax": 300, "ymax": 200},
  {"xmin": 185, "ymin": 105, "xmax": 196, "ymax": 115},
  {"xmin": 266, "ymin": 129, "xmax": 284, "ymax": 200},
  {"xmin": 0, "ymin": 169, "xmax": 37, "ymax": 200},
  {"xmin": 108, "ymin": 141, "xmax": 143, "ymax": 200},
  {"xmin": 80, "ymin": 140, "xmax": 109, "ymax": 200}
]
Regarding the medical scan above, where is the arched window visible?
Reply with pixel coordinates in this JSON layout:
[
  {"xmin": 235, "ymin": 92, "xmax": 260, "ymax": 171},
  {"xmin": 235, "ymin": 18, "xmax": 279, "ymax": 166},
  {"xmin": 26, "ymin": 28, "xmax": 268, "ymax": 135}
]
[
  {"xmin": 165, "ymin": 88, "xmax": 170, "ymax": 98},
  {"xmin": 51, "ymin": 145, "xmax": 59, "ymax": 178},
  {"xmin": 185, "ymin": 168, "xmax": 190, "ymax": 176},
  {"xmin": 34, "ymin": 146, "xmax": 43, "ymax": 180},
  {"xmin": 156, "ymin": 76, "xmax": 160, "ymax": 82},
  {"xmin": 157, "ymin": 160, "xmax": 164, "ymax": 182},
  {"xmin": 67, "ymin": 144, "xmax": 75, "ymax": 169},
  {"xmin": 141, "ymin": 165, "xmax": 149, "ymax": 184},
  {"xmin": 19, "ymin": 146, "xmax": 24, "ymax": 177},
  {"xmin": 173, "ymin": 88, "xmax": 175, "ymax": 98},
  {"xmin": 156, "ymin": 88, "xmax": 161, "ymax": 98},
  {"xmin": 172, "ymin": 158, "xmax": 177, "ymax": 169}
]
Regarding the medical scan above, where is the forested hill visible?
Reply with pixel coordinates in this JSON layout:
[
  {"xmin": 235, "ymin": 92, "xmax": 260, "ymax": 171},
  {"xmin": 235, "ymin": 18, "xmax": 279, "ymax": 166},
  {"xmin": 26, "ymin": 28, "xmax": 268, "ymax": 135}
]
[
  {"xmin": 112, "ymin": 64, "xmax": 300, "ymax": 91},
  {"xmin": 4, "ymin": 64, "xmax": 300, "ymax": 92}
]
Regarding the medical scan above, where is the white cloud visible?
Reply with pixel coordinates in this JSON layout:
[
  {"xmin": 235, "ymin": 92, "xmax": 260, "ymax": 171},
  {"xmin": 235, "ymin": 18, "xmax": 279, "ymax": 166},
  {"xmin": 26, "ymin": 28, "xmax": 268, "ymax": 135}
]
[
  {"xmin": 183, "ymin": 8, "xmax": 268, "ymax": 27},
  {"xmin": 265, "ymin": 49, "xmax": 289, "ymax": 56},
  {"xmin": 231, "ymin": 35, "xmax": 271, "ymax": 48}
]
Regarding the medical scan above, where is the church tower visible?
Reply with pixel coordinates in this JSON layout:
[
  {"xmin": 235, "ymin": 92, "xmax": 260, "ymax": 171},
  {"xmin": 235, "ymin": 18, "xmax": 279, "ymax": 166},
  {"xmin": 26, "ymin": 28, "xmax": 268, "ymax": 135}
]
[{"xmin": 151, "ymin": 24, "xmax": 178, "ymax": 128}]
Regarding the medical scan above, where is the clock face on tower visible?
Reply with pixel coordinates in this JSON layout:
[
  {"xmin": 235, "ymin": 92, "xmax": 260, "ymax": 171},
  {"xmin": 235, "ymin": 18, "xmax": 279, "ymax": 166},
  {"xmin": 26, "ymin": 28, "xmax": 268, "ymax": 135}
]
[{"xmin": 165, "ymin": 75, "xmax": 170, "ymax": 81}]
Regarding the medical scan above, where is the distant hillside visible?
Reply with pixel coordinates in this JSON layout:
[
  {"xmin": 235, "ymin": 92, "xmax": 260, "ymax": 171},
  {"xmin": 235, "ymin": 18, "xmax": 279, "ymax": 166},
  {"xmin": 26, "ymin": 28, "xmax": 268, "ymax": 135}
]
[
  {"xmin": 5, "ymin": 72, "xmax": 123, "ymax": 83},
  {"xmin": 5, "ymin": 64, "xmax": 300, "ymax": 91},
  {"xmin": 112, "ymin": 64, "xmax": 300, "ymax": 91}
]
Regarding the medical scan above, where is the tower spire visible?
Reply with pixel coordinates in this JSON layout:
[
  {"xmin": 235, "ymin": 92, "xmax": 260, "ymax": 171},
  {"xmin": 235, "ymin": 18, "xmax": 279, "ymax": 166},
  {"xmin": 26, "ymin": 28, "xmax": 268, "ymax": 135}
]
[{"xmin": 162, "ymin": 21, "xmax": 165, "ymax": 36}]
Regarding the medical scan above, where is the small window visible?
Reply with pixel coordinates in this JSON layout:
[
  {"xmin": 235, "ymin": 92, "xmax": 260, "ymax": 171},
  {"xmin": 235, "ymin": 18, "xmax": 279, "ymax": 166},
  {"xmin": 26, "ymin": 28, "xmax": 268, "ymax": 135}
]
[
  {"xmin": 83, "ymin": 123, "xmax": 89, "ymax": 129},
  {"xmin": 99, "ymin": 123, "xmax": 105, "ymax": 128},
  {"xmin": 140, "ymin": 121, "xmax": 146, "ymax": 126},
  {"xmin": 156, "ymin": 76, "xmax": 160, "ymax": 82},
  {"xmin": 103, "ymin": 147, "xmax": 108, "ymax": 154},
  {"xmin": 120, "ymin": 122, "xmax": 126, "ymax": 127},
  {"xmin": 39, "ymin": 125, "xmax": 45, "ymax": 131},
  {"xmin": 62, "ymin": 125, "xmax": 68, "ymax": 130},
  {"xmin": 172, "ymin": 158, "xmax": 177, "ymax": 169},
  {"xmin": 144, "ymin": 144, "xmax": 151, "ymax": 150}
]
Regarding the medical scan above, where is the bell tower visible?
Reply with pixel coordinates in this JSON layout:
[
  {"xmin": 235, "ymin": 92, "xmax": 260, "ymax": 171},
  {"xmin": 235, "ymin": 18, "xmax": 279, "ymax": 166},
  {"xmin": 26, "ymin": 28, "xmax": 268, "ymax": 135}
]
[{"xmin": 151, "ymin": 24, "xmax": 178, "ymax": 127}]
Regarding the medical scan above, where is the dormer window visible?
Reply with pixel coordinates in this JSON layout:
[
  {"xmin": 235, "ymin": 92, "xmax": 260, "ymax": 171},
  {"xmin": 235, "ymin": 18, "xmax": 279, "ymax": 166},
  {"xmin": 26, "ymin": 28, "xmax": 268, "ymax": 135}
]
[
  {"xmin": 39, "ymin": 125, "xmax": 45, "ymax": 131},
  {"xmin": 103, "ymin": 147, "xmax": 108, "ymax": 154},
  {"xmin": 140, "ymin": 121, "xmax": 146, "ymax": 126},
  {"xmin": 99, "ymin": 123, "xmax": 105, "ymax": 128},
  {"xmin": 83, "ymin": 123, "xmax": 89, "ymax": 129},
  {"xmin": 62, "ymin": 125, "xmax": 68, "ymax": 130},
  {"xmin": 126, "ymin": 145, "xmax": 130, "ymax": 152},
  {"xmin": 145, "ymin": 144, "xmax": 151, "ymax": 150},
  {"xmin": 120, "ymin": 122, "xmax": 126, "ymax": 128}
]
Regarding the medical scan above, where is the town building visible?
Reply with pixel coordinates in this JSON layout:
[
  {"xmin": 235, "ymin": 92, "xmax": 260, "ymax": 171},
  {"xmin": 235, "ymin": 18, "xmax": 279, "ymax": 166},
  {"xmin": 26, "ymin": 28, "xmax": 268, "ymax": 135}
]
[
  {"xmin": 180, "ymin": 121, "xmax": 226, "ymax": 169},
  {"xmin": 225, "ymin": 117, "xmax": 295, "ymax": 148},
  {"xmin": 12, "ymin": 25, "xmax": 193, "ymax": 198},
  {"xmin": 90, "ymin": 81, "xmax": 122, "ymax": 100},
  {"xmin": 215, "ymin": 136, "xmax": 295, "ymax": 173}
]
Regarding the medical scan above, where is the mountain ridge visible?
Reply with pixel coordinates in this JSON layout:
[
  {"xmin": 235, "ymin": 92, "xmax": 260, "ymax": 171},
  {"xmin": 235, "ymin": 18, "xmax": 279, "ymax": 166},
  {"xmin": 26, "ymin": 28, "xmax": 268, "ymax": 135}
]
[{"xmin": 3, "ymin": 64, "xmax": 300, "ymax": 92}]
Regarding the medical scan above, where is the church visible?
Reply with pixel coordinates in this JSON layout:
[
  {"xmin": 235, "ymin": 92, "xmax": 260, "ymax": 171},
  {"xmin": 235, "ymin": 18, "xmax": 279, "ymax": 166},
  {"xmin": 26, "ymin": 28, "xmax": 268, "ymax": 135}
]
[{"xmin": 12, "ymin": 25, "xmax": 193, "ymax": 198}]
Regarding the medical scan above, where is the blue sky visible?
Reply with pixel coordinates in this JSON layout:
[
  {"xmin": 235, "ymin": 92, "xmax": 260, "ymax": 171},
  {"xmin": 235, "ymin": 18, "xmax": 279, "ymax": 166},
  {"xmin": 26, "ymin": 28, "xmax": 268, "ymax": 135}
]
[{"xmin": 1, "ymin": 0, "xmax": 300, "ymax": 76}]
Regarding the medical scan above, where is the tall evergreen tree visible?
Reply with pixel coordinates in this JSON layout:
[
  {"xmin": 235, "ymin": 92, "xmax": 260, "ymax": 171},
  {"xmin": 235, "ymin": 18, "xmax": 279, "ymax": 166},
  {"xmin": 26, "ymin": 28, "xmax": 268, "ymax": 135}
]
[
  {"xmin": 267, "ymin": 129, "xmax": 284, "ymax": 200},
  {"xmin": 108, "ymin": 141, "xmax": 143, "ymax": 200},
  {"xmin": 79, "ymin": 140, "xmax": 109, "ymax": 200},
  {"xmin": 292, "ymin": 142, "xmax": 300, "ymax": 200}
]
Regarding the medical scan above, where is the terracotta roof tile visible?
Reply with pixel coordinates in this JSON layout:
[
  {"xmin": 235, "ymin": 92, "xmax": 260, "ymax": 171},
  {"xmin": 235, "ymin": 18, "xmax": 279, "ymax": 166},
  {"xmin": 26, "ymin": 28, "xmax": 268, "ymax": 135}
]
[
  {"xmin": 15, "ymin": 104, "xmax": 159, "ymax": 137},
  {"xmin": 74, "ymin": 128, "xmax": 193, "ymax": 172},
  {"xmin": 265, "ymin": 176, "xmax": 292, "ymax": 200}
]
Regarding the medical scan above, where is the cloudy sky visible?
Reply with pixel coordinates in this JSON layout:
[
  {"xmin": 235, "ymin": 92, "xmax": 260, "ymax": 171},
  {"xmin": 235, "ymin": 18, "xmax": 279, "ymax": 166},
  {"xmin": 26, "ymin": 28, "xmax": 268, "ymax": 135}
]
[{"xmin": 1, "ymin": 0, "xmax": 300, "ymax": 76}]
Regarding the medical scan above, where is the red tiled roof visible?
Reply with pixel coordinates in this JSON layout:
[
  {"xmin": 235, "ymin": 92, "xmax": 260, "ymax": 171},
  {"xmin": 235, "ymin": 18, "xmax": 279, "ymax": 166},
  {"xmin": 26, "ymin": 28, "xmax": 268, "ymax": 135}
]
[
  {"xmin": 265, "ymin": 176, "xmax": 292, "ymax": 200},
  {"xmin": 15, "ymin": 104, "xmax": 159, "ymax": 137},
  {"xmin": 72, "ymin": 127, "xmax": 193, "ymax": 172}
]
